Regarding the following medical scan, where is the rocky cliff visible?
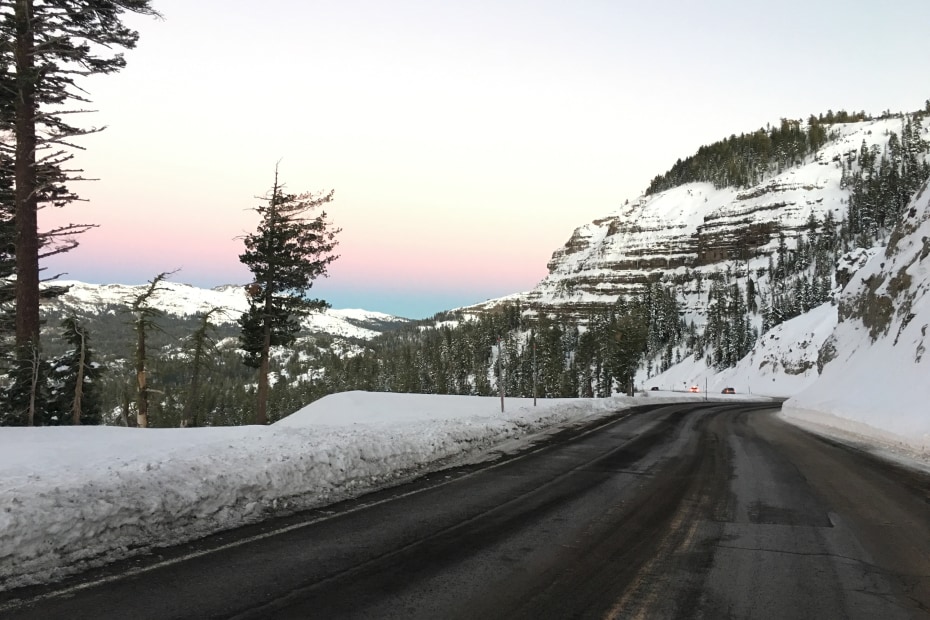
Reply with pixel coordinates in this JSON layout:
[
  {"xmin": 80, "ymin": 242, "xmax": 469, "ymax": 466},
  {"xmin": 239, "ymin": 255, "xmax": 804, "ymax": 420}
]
[{"xmin": 471, "ymin": 117, "xmax": 927, "ymax": 323}]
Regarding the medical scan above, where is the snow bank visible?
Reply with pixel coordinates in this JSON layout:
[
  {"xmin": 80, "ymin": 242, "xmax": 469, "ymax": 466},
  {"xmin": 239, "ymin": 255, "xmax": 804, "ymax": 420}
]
[{"xmin": 0, "ymin": 392, "xmax": 694, "ymax": 591}]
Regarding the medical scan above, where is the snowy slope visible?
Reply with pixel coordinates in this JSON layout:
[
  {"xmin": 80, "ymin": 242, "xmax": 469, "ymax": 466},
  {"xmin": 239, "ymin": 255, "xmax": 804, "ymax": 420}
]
[
  {"xmin": 641, "ymin": 176, "xmax": 930, "ymax": 457},
  {"xmin": 43, "ymin": 280, "xmax": 407, "ymax": 341},
  {"xmin": 784, "ymin": 180, "xmax": 930, "ymax": 456},
  {"xmin": 643, "ymin": 301, "xmax": 838, "ymax": 398}
]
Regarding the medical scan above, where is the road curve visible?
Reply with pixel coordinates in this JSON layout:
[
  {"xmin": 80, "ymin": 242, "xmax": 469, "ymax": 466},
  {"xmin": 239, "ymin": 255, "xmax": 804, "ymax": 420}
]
[{"xmin": 2, "ymin": 402, "xmax": 929, "ymax": 619}]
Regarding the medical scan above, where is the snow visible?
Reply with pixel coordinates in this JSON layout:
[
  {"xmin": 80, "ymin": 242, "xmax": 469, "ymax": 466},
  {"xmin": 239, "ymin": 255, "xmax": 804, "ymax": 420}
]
[
  {"xmin": 642, "ymin": 177, "xmax": 930, "ymax": 465},
  {"xmin": 0, "ymin": 390, "xmax": 736, "ymax": 591},
  {"xmin": 783, "ymin": 179, "xmax": 930, "ymax": 460},
  {"xmin": 510, "ymin": 116, "xmax": 927, "ymax": 319},
  {"xmin": 45, "ymin": 280, "xmax": 406, "ymax": 341}
]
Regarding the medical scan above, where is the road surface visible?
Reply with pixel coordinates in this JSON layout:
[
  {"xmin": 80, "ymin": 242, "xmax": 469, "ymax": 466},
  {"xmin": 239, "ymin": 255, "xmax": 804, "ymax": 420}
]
[{"xmin": 3, "ymin": 402, "xmax": 929, "ymax": 619}]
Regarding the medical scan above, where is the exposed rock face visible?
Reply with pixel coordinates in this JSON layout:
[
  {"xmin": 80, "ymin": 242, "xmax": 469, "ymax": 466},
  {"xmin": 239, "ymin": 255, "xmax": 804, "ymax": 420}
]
[
  {"xmin": 837, "ymin": 179, "xmax": 930, "ymax": 344},
  {"xmin": 467, "ymin": 118, "xmax": 923, "ymax": 321},
  {"xmin": 532, "ymin": 176, "xmax": 844, "ymax": 307}
]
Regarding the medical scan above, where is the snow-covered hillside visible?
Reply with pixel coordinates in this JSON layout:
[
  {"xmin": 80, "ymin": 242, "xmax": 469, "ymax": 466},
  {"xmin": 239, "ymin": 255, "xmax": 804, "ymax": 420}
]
[
  {"xmin": 458, "ymin": 113, "xmax": 930, "ymax": 459},
  {"xmin": 468, "ymin": 116, "xmax": 929, "ymax": 329},
  {"xmin": 644, "ymin": 178, "xmax": 930, "ymax": 458},
  {"xmin": 643, "ymin": 301, "xmax": 838, "ymax": 398},
  {"xmin": 784, "ymin": 180, "xmax": 930, "ymax": 456},
  {"xmin": 43, "ymin": 280, "xmax": 407, "ymax": 341}
]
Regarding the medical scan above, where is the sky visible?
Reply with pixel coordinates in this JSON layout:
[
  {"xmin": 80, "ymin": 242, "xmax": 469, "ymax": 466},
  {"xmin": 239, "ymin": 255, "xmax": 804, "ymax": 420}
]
[{"xmin": 40, "ymin": 0, "xmax": 930, "ymax": 318}]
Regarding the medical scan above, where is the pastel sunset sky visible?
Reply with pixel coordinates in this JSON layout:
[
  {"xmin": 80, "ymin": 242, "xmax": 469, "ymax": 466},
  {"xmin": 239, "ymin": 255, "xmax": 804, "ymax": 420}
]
[{"xmin": 42, "ymin": 0, "xmax": 930, "ymax": 318}]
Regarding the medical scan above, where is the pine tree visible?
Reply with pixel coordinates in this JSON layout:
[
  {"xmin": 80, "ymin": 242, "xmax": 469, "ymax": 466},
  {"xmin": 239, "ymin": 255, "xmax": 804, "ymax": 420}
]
[
  {"xmin": 127, "ymin": 272, "xmax": 171, "ymax": 428},
  {"xmin": 609, "ymin": 309, "xmax": 648, "ymax": 395},
  {"xmin": 239, "ymin": 168, "xmax": 340, "ymax": 425},
  {"xmin": 2, "ymin": 0, "xmax": 158, "ymax": 359},
  {"xmin": 46, "ymin": 317, "xmax": 102, "ymax": 425}
]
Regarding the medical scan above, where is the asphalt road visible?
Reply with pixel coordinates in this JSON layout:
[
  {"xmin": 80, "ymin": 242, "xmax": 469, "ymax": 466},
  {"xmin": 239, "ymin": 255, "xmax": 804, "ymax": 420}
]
[{"xmin": 3, "ymin": 402, "xmax": 929, "ymax": 619}]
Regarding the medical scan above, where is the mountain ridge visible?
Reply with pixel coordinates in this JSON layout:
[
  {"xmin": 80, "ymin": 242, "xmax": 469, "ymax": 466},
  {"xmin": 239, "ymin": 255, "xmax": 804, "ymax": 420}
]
[
  {"xmin": 40, "ymin": 280, "xmax": 409, "ymax": 342},
  {"xmin": 467, "ymin": 116, "xmax": 927, "ymax": 321}
]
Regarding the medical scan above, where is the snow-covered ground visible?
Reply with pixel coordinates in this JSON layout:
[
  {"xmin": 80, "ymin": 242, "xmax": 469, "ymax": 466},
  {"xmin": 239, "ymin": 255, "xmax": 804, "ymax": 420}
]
[
  {"xmin": 5, "ymin": 285, "xmax": 930, "ymax": 594},
  {"xmin": 7, "ymin": 239, "xmax": 930, "ymax": 592},
  {"xmin": 1, "ymin": 390, "xmax": 749, "ymax": 592},
  {"xmin": 782, "ymin": 181, "xmax": 930, "ymax": 463}
]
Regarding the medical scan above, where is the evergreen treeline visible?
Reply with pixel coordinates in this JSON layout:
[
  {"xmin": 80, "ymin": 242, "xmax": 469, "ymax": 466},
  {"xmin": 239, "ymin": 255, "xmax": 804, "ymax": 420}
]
[
  {"xmin": 645, "ymin": 110, "xmax": 874, "ymax": 195},
  {"xmin": 0, "ymin": 306, "xmax": 342, "ymax": 427},
  {"xmin": 760, "ymin": 216, "xmax": 839, "ymax": 332},
  {"xmin": 318, "ymin": 284, "xmax": 682, "ymax": 400},
  {"xmin": 842, "ymin": 115, "xmax": 930, "ymax": 243}
]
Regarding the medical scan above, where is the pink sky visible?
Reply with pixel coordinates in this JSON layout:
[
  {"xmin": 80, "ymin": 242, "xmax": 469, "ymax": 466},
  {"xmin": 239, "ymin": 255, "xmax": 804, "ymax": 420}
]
[
  {"xmin": 37, "ymin": 0, "xmax": 930, "ymax": 318},
  {"xmin": 42, "ymin": 190, "xmax": 557, "ymax": 317}
]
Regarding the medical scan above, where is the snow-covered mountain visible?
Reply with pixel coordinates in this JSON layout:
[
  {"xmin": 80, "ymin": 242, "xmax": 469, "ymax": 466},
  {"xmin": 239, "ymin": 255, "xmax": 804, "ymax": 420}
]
[
  {"xmin": 469, "ymin": 117, "xmax": 928, "ymax": 324},
  {"xmin": 639, "ymin": 179, "xmax": 930, "ymax": 456},
  {"xmin": 41, "ymin": 280, "xmax": 408, "ymax": 341},
  {"xmin": 460, "ymin": 113, "xmax": 930, "ymax": 455}
]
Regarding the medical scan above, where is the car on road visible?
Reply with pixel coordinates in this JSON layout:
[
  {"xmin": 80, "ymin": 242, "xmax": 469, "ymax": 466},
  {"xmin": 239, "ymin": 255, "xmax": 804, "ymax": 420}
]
[
  {"xmin": 650, "ymin": 386, "xmax": 660, "ymax": 391},
  {"xmin": 721, "ymin": 387, "xmax": 736, "ymax": 394},
  {"xmin": 689, "ymin": 385, "xmax": 699, "ymax": 393}
]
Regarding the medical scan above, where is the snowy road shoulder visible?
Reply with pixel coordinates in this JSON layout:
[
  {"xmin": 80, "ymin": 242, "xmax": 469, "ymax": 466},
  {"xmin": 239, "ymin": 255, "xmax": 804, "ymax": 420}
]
[{"xmin": 1, "ymin": 392, "xmax": 721, "ymax": 592}]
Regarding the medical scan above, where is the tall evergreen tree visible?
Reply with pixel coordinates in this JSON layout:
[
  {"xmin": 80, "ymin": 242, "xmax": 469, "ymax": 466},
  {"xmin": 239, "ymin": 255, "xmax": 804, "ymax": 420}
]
[
  {"xmin": 239, "ymin": 168, "xmax": 340, "ymax": 425},
  {"xmin": 2, "ymin": 0, "xmax": 158, "ymax": 360}
]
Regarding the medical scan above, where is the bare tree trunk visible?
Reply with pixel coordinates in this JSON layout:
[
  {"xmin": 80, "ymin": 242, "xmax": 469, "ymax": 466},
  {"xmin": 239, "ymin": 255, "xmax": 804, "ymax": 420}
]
[
  {"xmin": 27, "ymin": 344, "xmax": 39, "ymax": 426},
  {"xmin": 14, "ymin": 0, "xmax": 41, "ymax": 416},
  {"xmin": 136, "ymin": 323, "xmax": 148, "ymax": 428},
  {"xmin": 119, "ymin": 392, "xmax": 132, "ymax": 427},
  {"xmin": 256, "ymin": 324, "xmax": 271, "ymax": 425},
  {"xmin": 72, "ymin": 329, "xmax": 86, "ymax": 425}
]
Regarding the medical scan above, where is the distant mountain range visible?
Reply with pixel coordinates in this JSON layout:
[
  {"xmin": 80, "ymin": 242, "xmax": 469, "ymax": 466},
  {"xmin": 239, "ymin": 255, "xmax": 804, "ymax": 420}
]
[{"xmin": 41, "ymin": 280, "xmax": 409, "ymax": 341}]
